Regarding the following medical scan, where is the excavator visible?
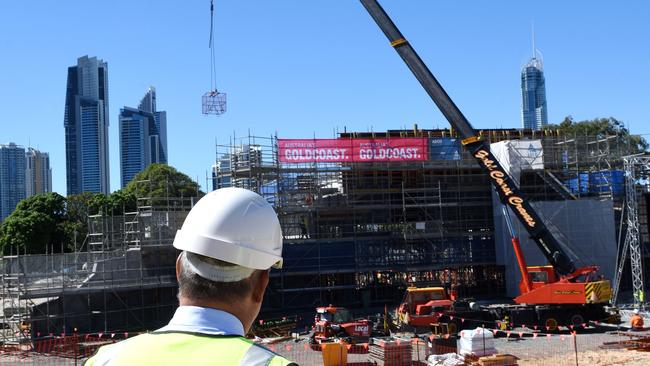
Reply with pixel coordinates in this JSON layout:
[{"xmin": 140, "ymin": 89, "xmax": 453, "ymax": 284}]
[{"xmin": 360, "ymin": 0, "xmax": 613, "ymax": 331}]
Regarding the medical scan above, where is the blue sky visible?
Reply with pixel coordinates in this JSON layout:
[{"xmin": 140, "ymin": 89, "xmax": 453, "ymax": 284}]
[{"xmin": 1, "ymin": 1, "xmax": 648, "ymax": 194}]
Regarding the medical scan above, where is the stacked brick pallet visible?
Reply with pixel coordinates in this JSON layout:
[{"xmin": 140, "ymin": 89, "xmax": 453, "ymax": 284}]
[{"xmin": 369, "ymin": 337, "xmax": 412, "ymax": 366}]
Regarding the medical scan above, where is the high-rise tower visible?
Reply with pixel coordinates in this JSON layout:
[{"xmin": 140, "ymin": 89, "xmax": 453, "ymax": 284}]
[
  {"xmin": 139, "ymin": 87, "xmax": 168, "ymax": 164},
  {"xmin": 25, "ymin": 147, "xmax": 52, "ymax": 198},
  {"xmin": 0, "ymin": 143, "xmax": 26, "ymax": 221},
  {"xmin": 521, "ymin": 29, "xmax": 548, "ymax": 131},
  {"xmin": 64, "ymin": 56, "xmax": 110, "ymax": 194},
  {"xmin": 119, "ymin": 87, "xmax": 168, "ymax": 187}
]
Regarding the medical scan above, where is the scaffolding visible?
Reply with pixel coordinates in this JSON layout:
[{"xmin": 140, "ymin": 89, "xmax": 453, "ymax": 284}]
[
  {"xmin": 613, "ymin": 155, "xmax": 650, "ymax": 307},
  {"xmin": 0, "ymin": 192, "xmax": 198, "ymax": 345},
  {"xmin": 212, "ymin": 128, "xmax": 637, "ymax": 312},
  {"xmin": 0, "ymin": 127, "xmax": 640, "ymax": 344}
]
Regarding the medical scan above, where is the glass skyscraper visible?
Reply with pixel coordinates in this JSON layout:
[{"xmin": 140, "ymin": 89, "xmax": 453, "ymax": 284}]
[
  {"xmin": 139, "ymin": 87, "xmax": 168, "ymax": 165},
  {"xmin": 521, "ymin": 53, "xmax": 548, "ymax": 131},
  {"xmin": 0, "ymin": 143, "xmax": 26, "ymax": 221},
  {"xmin": 64, "ymin": 56, "xmax": 110, "ymax": 195},
  {"xmin": 25, "ymin": 148, "xmax": 52, "ymax": 198},
  {"xmin": 119, "ymin": 87, "xmax": 168, "ymax": 188}
]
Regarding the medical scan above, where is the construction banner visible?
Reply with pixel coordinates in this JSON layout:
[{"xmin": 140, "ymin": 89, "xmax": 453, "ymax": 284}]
[
  {"xmin": 278, "ymin": 138, "xmax": 428, "ymax": 163},
  {"xmin": 429, "ymin": 138, "xmax": 461, "ymax": 160}
]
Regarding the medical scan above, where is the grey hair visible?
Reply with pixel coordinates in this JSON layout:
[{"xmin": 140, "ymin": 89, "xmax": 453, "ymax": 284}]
[{"xmin": 177, "ymin": 251, "xmax": 254, "ymax": 303}]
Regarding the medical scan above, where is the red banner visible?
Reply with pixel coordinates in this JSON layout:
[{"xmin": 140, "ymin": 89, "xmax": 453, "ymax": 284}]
[{"xmin": 278, "ymin": 138, "xmax": 428, "ymax": 163}]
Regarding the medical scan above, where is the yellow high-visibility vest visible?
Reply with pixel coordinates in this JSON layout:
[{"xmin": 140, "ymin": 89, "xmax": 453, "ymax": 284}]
[{"xmin": 84, "ymin": 332, "xmax": 295, "ymax": 366}]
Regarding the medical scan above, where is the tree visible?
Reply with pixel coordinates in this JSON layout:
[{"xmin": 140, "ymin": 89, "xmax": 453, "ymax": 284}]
[
  {"xmin": 64, "ymin": 193, "xmax": 94, "ymax": 251},
  {"xmin": 0, "ymin": 164, "xmax": 201, "ymax": 254},
  {"xmin": 123, "ymin": 163, "xmax": 203, "ymax": 199},
  {"xmin": 64, "ymin": 192, "xmax": 117, "ymax": 251},
  {"xmin": 0, "ymin": 193, "xmax": 68, "ymax": 254},
  {"xmin": 107, "ymin": 189, "xmax": 137, "ymax": 215},
  {"xmin": 61, "ymin": 191, "xmax": 137, "ymax": 252},
  {"xmin": 546, "ymin": 116, "xmax": 648, "ymax": 153}
]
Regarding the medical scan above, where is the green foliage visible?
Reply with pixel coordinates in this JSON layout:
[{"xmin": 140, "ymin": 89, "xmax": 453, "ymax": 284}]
[
  {"xmin": 67, "ymin": 190, "xmax": 137, "ymax": 216},
  {"xmin": 0, "ymin": 164, "xmax": 200, "ymax": 254},
  {"xmin": 64, "ymin": 193, "xmax": 99, "ymax": 251},
  {"xmin": 66, "ymin": 192, "xmax": 94, "ymax": 222},
  {"xmin": 0, "ymin": 193, "xmax": 68, "ymax": 254},
  {"xmin": 123, "ymin": 163, "xmax": 203, "ymax": 199},
  {"xmin": 107, "ymin": 189, "xmax": 137, "ymax": 215},
  {"xmin": 545, "ymin": 116, "xmax": 648, "ymax": 153}
]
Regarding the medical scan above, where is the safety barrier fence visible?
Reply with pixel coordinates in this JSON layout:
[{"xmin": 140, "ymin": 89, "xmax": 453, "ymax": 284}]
[
  {"xmin": 1, "ymin": 327, "xmax": 649, "ymax": 365},
  {"xmin": 0, "ymin": 332, "xmax": 123, "ymax": 366},
  {"xmin": 265, "ymin": 330, "xmax": 650, "ymax": 366}
]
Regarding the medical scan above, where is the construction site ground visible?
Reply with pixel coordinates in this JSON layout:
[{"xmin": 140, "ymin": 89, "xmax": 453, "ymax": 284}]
[
  {"xmin": 265, "ymin": 325, "xmax": 650, "ymax": 365},
  {"xmin": 492, "ymin": 328, "xmax": 650, "ymax": 365},
  {"xmin": 2, "ymin": 325, "xmax": 650, "ymax": 365}
]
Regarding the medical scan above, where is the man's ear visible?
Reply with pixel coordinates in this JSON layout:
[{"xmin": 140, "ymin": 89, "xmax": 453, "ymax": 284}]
[
  {"xmin": 175, "ymin": 253, "xmax": 182, "ymax": 280},
  {"xmin": 252, "ymin": 270, "xmax": 270, "ymax": 303}
]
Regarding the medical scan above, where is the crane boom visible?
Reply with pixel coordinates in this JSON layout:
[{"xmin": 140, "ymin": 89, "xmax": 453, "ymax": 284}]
[{"xmin": 360, "ymin": 0, "xmax": 577, "ymax": 276}]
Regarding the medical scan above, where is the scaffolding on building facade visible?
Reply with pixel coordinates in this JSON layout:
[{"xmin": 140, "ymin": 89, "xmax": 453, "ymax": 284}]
[
  {"xmin": 213, "ymin": 128, "xmax": 637, "ymax": 312},
  {"xmin": 0, "ymin": 193, "xmax": 197, "ymax": 345},
  {"xmin": 1, "ymin": 127, "xmax": 641, "ymax": 344}
]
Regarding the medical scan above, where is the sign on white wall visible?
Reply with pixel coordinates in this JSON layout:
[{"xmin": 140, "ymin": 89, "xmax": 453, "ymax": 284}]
[{"xmin": 490, "ymin": 140, "xmax": 544, "ymax": 183}]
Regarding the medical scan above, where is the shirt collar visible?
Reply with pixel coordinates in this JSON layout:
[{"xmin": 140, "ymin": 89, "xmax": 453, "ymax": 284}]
[{"xmin": 158, "ymin": 306, "xmax": 245, "ymax": 336}]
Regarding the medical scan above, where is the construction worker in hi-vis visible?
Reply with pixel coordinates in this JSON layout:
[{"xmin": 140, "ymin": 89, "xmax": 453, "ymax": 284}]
[
  {"xmin": 85, "ymin": 188, "xmax": 295, "ymax": 366},
  {"xmin": 631, "ymin": 309, "xmax": 644, "ymax": 331}
]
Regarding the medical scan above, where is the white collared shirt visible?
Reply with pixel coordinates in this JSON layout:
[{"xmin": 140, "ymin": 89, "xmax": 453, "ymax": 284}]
[{"xmin": 156, "ymin": 306, "xmax": 245, "ymax": 336}]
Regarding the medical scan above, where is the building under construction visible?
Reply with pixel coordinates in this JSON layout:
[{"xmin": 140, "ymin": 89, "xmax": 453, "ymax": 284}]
[
  {"xmin": 212, "ymin": 127, "xmax": 640, "ymax": 312},
  {"xmin": 0, "ymin": 196, "xmax": 194, "ymax": 344},
  {"xmin": 1, "ymin": 127, "xmax": 646, "ymax": 344}
]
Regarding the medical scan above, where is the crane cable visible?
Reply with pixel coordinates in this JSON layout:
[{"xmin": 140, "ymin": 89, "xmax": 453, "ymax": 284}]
[{"xmin": 209, "ymin": 0, "xmax": 217, "ymax": 93}]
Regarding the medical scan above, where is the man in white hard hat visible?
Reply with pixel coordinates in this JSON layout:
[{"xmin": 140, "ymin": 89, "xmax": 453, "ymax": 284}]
[{"xmin": 85, "ymin": 188, "xmax": 296, "ymax": 365}]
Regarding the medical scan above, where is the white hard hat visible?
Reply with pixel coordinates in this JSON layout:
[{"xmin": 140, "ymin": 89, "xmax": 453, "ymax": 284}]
[
  {"xmin": 173, "ymin": 187, "xmax": 283, "ymax": 270},
  {"xmin": 634, "ymin": 309, "xmax": 640, "ymax": 314}
]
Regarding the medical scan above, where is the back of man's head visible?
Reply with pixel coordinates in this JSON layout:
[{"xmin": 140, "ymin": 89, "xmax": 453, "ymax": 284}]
[
  {"xmin": 172, "ymin": 188, "xmax": 282, "ymax": 330},
  {"xmin": 177, "ymin": 251, "xmax": 256, "ymax": 303}
]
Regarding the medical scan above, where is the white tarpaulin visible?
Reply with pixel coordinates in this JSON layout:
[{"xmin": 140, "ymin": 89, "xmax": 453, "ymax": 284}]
[{"xmin": 490, "ymin": 139, "xmax": 544, "ymax": 184}]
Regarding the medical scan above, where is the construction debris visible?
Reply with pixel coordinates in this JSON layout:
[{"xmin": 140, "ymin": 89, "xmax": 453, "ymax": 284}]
[
  {"xmin": 474, "ymin": 353, "xmax": 519, "ymax": 366},
  {"xmin": 601, "ymin": 333, "xmax": 650, "ymax": 352},
  {"xmin": 427, "ymin": 353, "xmax": 464, "ymax": 366},
  {"xmin": 247, "ymin": 315, "xmax": 298, "ymax": 339}
]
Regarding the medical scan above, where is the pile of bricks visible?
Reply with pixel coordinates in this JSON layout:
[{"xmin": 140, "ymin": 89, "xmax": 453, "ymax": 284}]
[{"xmin": 369, "ymin": 337, "xmax": 412, "ymax": 366}]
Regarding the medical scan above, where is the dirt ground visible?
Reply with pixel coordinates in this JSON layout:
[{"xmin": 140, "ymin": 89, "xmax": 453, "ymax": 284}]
[
  {"xmin": 270, "ymin": 326, "xmax": 650, "ymax": 365},
  {"xmin": 493, "ymin": 327, "xmax": 650, "ymax": 366},
  {"xmin": 519, "ymin": 349, "xmax": 650, "ymax": 366}
]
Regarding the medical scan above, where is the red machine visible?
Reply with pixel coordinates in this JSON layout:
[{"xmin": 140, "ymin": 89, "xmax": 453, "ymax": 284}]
[
  {"xmin": 395, "ymin": 287, "xmax": 454, "ymax": 328},
  {"xmin": 500, "ymin": 205, "xmax": 611, "ymax": 307},
  {"xmin": 495, "ymin": 206, "xmax": 612, "ymax": 329},
  {"xmin": 361, "ymin": 0, "xmax": 613, "ymax": 330},
  {"xmin": 311, "ymin": 306, "xmax": 372, "ymax": 344}
]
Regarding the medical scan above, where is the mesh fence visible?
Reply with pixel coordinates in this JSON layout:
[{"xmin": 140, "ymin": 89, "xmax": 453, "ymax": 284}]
[{"xmin": 2, "ymin": 328, "xmax": 650, "ymax": 365}]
